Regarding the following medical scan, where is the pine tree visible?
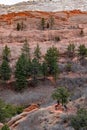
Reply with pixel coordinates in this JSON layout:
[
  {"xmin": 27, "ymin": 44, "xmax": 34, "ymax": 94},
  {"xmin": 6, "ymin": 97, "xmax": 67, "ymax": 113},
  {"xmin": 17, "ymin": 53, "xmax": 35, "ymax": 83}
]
[
  {"xmin": 0, "ymin": 60, "xmax": 11, "ymax": 81},
  {"xmin": 15, "ymin": 76, "xmax": 27, "ymax": 91},
  {"xmin": 21, "ymin": 39, "xmax": 32, "ymax": 77},
  {"xmin": 51, "ymin": 61, "xmax": 59, "ymax": 80},
  {"xmin": 2, "ymin": 45, "xmax": 10, "ymax": 62},
  {"xmin": 31, "ymin": 58, "xmax": 41, "ymax": 81},
  {"xmin": 26, "ymin": 59, "xmax": 32, "ymax": 77},
  {"xmin": 15, "ymin": 54, "xmax": 28, "ymax": 91},
  {"xmin": 45, "ymin": 46, "xmax": 59, "ymax": 77},
  {"xmin": 34, "ymin": 44, "xmax": 41, "ymax": 61},
  {"xmin": 41, "ymin": 61, "xmax": 48, "ymax": 79},
  {"xmin": 21, "ymin": 39, "xmax": 30, "ymax": 59}
]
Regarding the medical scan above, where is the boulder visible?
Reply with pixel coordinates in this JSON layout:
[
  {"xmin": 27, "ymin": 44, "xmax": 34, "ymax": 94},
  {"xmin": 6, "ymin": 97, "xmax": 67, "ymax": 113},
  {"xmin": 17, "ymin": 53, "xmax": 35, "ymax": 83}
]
[{"xmin": 0, "ymin": 123, "xmax": 4, "ymax": 129}]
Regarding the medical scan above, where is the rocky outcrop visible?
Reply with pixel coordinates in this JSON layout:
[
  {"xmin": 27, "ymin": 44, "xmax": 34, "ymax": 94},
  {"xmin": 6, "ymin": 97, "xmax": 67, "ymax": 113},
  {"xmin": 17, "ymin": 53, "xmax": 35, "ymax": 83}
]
[
  {"xmin": 6, "ymin": 96, "xmax": 87, "ymax": 130},
  {"xmin": 0, "ymin": 0, "xmax": 87, "ymax": 14},
  {"xmin": 0, "ymin": 123, "xmax": 4, "ymax": 129},
  {"xmin": 8, "ymin": 104, "xmax": 40, "ymax": 129}
]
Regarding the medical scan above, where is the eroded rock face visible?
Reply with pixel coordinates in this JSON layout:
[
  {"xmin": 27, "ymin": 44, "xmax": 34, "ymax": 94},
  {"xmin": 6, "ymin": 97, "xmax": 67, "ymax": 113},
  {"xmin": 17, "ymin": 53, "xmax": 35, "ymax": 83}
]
[
  {"xmin": 7, "ymin": 96, "xmax": 87, "ymax": 130},
  {"xmin": 0, "ymin": 123, "xmax": 4, "ymax": 129},
  {"xmin": 0, "ymin": 11, "xmax": 87, "ymax": 67},
  {"xmin": 0, "ymin": 0, "xmax": 87, "ymax": 14},
  {"xmin": 4, "ymin": 99, "xmax": 85, "ymax": 130}
]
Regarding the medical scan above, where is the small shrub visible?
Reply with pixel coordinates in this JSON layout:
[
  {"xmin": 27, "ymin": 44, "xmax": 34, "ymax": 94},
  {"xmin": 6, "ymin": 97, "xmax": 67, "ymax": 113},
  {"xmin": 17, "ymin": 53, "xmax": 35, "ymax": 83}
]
[
  {"xmin": 0, "ymin": 99, "xmax": 23, "ymax": 123},
  {"xmin": 66, "ymin": 63, "xmax": 72, "ymax": 72},
  {"xmin": 67, "ymin": 43, "xmax": 75, "ymax": 58},
  {"xmin": 1, "ymin": 124, "xmax": 10, "ymax": 130},
  {"xmin": 80, "ymin": 29, "xmax": 84, "ymax": 36},
  {"xmin": 71, "ymin": 108, "xmax": 87, "ymax": 130},
  {"xmin": 78, "ymin": 44, "xmax": 87, "ymax": 59},
  {"xmin": 16, "ymin": 23, "xmax": 21, "ymax": 31},
  {"xmin": 55, "ymin": 36, "xmax": 61, "ymax": 42}
]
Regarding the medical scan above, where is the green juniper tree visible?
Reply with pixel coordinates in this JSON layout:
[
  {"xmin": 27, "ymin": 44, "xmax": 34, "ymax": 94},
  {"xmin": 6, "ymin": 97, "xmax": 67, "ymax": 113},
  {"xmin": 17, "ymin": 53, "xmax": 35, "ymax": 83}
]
[
  {"xmin": 41, "ymin": 61, "xmax": 48, "ymax": 79},
  {"xmin": 21, "ymin": 39, "xmax": 30, "ymax": 59},
  {"xmin": 31, "ymin": 58, "xmax": 41, "ymax": 84},
  {"xmin": 21, "ymin": 39, "xmax": 32, "ymax": 77},
  {"xmin": 51, "ymin": 61, "xmax": 59, "ymax": 80},
  {"xmin": 0, "ymin": 45, "xmax": 11, "ymax": 81},
  {"xmin": 52, "ymin": 87, "xmax": 69, "ymax": 106},
  {"xmin": 0, "ymin": 60, "xmax": 11, "ymax": 81},
  {"xmin": 15, "ymin": 54, "xmax": 28, "ymax": 91},
  {"xmin": 34, "ymin": 44, "xmax": 41, "ymax": 62},
  {"xmin": 45, "ymin": 46, "xmax": 59, "ymax": 79},
  {"xmin": 2, "ymin": 45, "xmax": 10, "ymax": 62}
]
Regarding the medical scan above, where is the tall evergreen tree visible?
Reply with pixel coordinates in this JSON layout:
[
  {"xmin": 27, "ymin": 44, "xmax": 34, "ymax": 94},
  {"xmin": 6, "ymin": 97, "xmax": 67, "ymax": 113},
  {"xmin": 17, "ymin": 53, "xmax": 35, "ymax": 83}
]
[
  {"xmin": 15, "ymin": 76, "xmax": 27, "ymax": 91},
  {"xmin": 0, "ymin": 60, "xmax": 11, "ymax": 81},
  {"xmin": 41, "ymin": 61, "xmax": 48, "ymax": 79},
  {"xmin": 45, "ymin": 46, "xmax": 59, "ymax": 77},
  {"xmin": 34, "ymin": 44, "xmax": 41, "ymax": 61},
  {"xmin": 2, "ymin": 45, "xmax": 10, "ymax": 62},
  {"xmin": 31, "ymin": 58, "xmax": 41, "ymax": 81},
  {"xmin": 15, "ymin": 54, "xmax": 28, "ymax": 91},
  {"xmin": 21, "ymin": 39, "xmax": 32, "ymax": 77},
  {"xmin": 21, "ymin": 39, "xmax": 30, "ymax": 59},
  {"xmin": 26, "ymin": 59, "xmax": 32, "ymax": 78},
  {"xmin": 51, "ymin": 61, "xmax": 59, "ymax": 80}
]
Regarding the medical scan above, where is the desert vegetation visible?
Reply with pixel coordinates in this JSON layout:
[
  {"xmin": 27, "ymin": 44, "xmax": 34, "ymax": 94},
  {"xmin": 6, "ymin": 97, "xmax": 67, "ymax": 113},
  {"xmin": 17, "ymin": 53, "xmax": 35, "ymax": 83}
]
[
  {"xmin": 71, "ymin": 108, "xmax": 87, "ymax": 130},
  {"xmin": 0, "ymin": 99, "xmax": 23, "ymax": 123},
  {"xmin": 0, "ymin": 8, "xmax": 87, "ymax": 130},
  {"xmin": 0, "ymin": 42, "xmax": 87, "ymax": 92}
]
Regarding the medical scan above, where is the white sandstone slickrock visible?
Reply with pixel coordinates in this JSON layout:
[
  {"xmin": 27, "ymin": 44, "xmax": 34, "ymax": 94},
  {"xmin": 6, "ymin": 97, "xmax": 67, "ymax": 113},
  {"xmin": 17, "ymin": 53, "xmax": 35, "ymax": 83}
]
[{"xmin": 0, "ymin": 0, "xmax": 87, "ymax": 15}]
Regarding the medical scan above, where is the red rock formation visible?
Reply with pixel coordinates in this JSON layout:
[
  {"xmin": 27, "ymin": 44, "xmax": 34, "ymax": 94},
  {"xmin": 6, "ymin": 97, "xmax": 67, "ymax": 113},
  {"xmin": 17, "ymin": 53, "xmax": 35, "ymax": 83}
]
[{"xmin": 0, "ymin": 10, "xmax": 87, "ymax": 25}]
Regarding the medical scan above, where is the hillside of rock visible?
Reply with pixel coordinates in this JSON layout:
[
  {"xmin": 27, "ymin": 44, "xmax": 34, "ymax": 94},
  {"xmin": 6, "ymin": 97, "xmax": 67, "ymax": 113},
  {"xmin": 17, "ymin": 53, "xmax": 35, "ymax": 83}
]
[
  {"xmin": 0, "ymin": 1, "xmax": 87, "ymax": 130},
  {"xmin": 5, "ymin": 96, "xmax": 86, "ymax": 130},
  {"xmin": 0, "ymin": 0, "xmax": 87, "ymax": 15},
  {"xmin": 0, "ymin": 10, "xmax": 87, "ymax": 68}
]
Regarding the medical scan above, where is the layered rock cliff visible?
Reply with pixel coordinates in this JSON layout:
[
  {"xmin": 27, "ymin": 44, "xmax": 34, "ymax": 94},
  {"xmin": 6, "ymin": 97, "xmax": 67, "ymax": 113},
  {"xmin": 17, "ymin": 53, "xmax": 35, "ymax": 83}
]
[{"xmin": 0, "ymin": 0, "xmax": 87, "ymax": 15}]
